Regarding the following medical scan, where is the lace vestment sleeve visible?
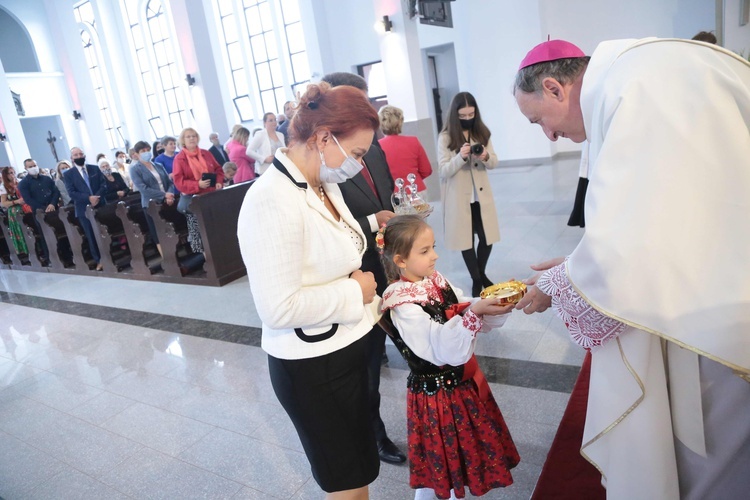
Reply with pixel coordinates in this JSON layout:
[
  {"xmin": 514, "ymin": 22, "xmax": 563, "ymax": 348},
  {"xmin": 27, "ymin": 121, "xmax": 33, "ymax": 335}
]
[{"xmin": 536, "ymin": 263, "xmax": 626, "ymax": 349}]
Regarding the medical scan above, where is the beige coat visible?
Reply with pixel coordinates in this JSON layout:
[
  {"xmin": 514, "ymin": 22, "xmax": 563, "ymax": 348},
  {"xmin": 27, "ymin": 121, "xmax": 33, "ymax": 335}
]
[{"xmin": 438, "ymin": 132, "xmax": 500, "ymax": 251}]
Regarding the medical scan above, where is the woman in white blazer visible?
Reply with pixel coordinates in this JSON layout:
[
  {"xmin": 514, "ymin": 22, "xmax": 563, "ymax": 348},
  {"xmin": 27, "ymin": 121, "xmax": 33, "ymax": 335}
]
[
  {"xmin": 438, "ymin": 91, "xmax": 500, "ymax": 297},
  {"xmin": 246, "ymin": 112, "xmax": 286, "ymax": 176},
  {"xmin": 237, "ymin": 83, "xmax": 381, "ymax": 499}
]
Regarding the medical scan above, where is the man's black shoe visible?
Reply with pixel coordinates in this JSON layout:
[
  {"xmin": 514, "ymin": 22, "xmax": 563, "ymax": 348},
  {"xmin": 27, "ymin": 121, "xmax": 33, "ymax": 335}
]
[{"xmin": 378, "ymin": 437, "xmax": 406, "ymax": 464}]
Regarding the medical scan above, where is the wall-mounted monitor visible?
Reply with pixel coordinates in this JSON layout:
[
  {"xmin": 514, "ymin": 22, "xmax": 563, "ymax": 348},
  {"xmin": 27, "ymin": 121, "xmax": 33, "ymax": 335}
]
[{"xmin": 419, "ymin": 1, "xmax": 453, "ymax": 29}]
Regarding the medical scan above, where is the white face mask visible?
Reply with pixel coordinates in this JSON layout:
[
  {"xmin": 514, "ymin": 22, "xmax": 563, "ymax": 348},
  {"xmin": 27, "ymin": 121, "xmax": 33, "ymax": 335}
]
[
  {"xmin": 27, "ymin": 167, "xmax": 40, "ymax": 176},
  {"xmin": 318, "ymin": 135, "xmax": 364, "ymax": 184}
]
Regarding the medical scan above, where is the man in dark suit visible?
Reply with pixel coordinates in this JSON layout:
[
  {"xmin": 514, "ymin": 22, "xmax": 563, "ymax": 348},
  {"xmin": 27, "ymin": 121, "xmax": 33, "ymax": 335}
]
[
  {"xmin": 322, "ymin": 72, "xmax": 405, "ymax": 465},
  {"xmin": 18, "ymin": 158, "xmax": 59, "ymax": 263},
  {"xmin": 64, "ymin": 147, "xmax": 107, "ymax": 270},
  {"xmin": 208, "ymin": 132, "xmax": 229, "ymax": 167}
]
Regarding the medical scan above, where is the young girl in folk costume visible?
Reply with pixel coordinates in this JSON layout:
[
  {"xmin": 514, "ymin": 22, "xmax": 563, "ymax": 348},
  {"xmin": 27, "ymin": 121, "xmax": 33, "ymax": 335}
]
[{"xmin": 378, "ymin": 215, "xmax": 520, "ymax": 499}]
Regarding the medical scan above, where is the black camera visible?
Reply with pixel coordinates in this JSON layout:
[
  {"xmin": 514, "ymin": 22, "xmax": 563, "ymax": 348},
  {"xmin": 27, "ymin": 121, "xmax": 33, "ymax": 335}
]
[{"xmin": 470, "ymin": 143, "xmax": 484, "ymax": 155}]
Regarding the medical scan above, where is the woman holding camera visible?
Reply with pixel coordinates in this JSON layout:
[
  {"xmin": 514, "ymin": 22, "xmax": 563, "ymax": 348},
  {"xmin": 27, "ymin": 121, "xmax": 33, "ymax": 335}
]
[
  {"xmin": 173, "ymin": 127, "xmax": 224, "ymax": 254},
  {"xmin": 438, "ymin": 91, "xmax": 500, "ymax": 296}
]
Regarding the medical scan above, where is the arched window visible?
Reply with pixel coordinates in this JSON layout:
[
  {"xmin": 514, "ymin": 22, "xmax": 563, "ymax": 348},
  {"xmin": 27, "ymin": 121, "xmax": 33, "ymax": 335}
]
[
  {"xmin": 278, "ymin": 0, "xmax": 309, "ymax": 97},
  {"xmin": 214, "ymin": 0, "xmax": 310, "ymax": 123},
  {"xmin": 146, "ymin": 1, "xmax": 191, "ymax": 135},
  {"xmin": 122, "ymin": 0, "xmax": 192, "ymax": 138},
  {"xmin": 243, "ymin": 0, "xmax": 284, "ymax": 115},
  {"xmin": 74, "ymin": 1, "xmax": 122, "ymax": 150},
  {"xmin": 215, "ymin": 0, "xmax": 253, "ymax": 122}
]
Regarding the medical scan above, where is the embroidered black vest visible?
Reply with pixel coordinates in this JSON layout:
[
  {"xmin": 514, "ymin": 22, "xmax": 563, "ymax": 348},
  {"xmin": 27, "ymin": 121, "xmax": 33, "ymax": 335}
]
[{"xmin": 382, "ymin": 285, "xmax": 469, "ymax": 395}]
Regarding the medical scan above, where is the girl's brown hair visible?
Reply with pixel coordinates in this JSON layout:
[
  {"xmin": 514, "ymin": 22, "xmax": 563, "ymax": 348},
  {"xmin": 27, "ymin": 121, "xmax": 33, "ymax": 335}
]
[
  {"xmin": 289, "ymin": 82, "xmax": 379, "ymax": 146},
  {"xmin": 1, "ymin": 167, "xmax": 17, "ymax": 195},
  {"xmin": 441, "ymin": 91, "xmax": 491, "ymax": 152},
  {"xmin": 380, "ymin": 215, "xmax": 431, "ymax": 283}
]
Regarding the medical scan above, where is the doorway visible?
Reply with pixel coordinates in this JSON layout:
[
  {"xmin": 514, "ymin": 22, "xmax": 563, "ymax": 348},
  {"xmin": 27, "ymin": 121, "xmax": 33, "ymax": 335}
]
[{"xmin": 424, "ymin": 43, "xmax": 459, "ymax": 135}]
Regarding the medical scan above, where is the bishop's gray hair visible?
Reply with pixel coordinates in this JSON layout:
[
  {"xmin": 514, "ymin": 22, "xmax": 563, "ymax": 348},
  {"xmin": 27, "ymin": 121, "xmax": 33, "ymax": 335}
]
[{"xmin": 513, "ymin": 57, "xmax": 590, "ymax": 95}]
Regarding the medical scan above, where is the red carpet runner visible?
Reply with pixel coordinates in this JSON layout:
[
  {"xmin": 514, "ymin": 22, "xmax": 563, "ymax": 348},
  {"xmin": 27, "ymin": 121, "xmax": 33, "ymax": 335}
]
[{"xmin": 531, "ymin": 352, "xmax": 606, "ymax": 499}]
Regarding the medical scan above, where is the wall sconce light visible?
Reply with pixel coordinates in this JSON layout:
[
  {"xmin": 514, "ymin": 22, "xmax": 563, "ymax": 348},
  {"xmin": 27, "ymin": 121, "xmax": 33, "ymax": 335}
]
[
  {"xmin": 72, "ymin": 110, "xmax": 82, "ymax": 120},
  {"xmin": 383, "ymin": 15, "xmax": 393, "ymax": 32},
  {"xmin": 0, "ymin": 133, "xmax": 6, "ymax": 142},
  {"xmin": 375, "ymin": 15, "xmax": 393, "ymax": 34},
  {"xmin": 185, "ymin": 74, "xmax": 196, "ymax": 86}
]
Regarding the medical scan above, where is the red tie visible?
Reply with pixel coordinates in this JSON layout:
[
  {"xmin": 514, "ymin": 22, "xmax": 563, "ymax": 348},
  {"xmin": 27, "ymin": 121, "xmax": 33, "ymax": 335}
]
[{"xmin": 360, "ymin": 160, "xmax": 378, "ymax": 197}]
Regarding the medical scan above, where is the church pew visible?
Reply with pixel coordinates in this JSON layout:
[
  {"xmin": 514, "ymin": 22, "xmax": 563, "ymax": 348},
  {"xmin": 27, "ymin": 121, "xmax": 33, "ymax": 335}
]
[
  {"xmin": 115, "ymin": 199, "xmax": 161, "ymax": 276},
  {"xmin": 13, "ymin": 211, "xmax": 47, "ymax": 270},
  {"xmin": 146, "ymin": 199, "xmax": 193, "ymax": 279},
  {"xmin": 85, "ymin": 202, "xmax": 131, "ymax": 274},
  {"xmin": 0, "ymin": 211, "xmax": 27, "ymax": 268},
  {"xmin": 34, "ymin": 208, "xmax": 76, "ymax": 271},
  {"xmin": 189, "ymin": 181, "xmax": 252, "ymax": 285},
  {"xmin": 0, "ymin": 226, "xmax": 14, "ymax": 267},
  {"xmin": 2, "ymin": 181, "xmax": 253, "ymax": 286},
  {"xmin": 58, "ymin": 206, "xmax": 97, "ymax": 272}
]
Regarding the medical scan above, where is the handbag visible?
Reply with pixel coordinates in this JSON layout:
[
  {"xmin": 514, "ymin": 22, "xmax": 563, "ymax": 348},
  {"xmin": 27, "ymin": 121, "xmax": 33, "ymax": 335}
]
[{"xmin": 177, "ymin": 193, "xmax": 194, "ymax": 214}]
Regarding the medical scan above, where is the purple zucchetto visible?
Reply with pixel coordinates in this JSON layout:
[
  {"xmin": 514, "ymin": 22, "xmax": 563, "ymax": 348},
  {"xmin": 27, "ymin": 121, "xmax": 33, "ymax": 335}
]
[{"xmin": 518, "ymin": 39, "xmax": 586, "ymax": 70}]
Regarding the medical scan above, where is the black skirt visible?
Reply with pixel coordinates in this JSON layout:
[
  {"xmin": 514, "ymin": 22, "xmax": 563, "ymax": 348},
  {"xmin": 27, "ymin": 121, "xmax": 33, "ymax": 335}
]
[{"xmin": 268, "ymin": 335, "xmax": 379, "ymax": 492}]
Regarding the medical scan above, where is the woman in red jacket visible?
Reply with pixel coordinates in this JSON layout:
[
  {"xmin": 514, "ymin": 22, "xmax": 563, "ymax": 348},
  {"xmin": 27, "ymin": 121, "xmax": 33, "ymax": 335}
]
[
  {"xmin": 173, "ymin": 127, "xmax": 224, "ymax": 254},
  {"xmin": 378, "ymin": 105, "xmax": 432, "ymax": 196}
]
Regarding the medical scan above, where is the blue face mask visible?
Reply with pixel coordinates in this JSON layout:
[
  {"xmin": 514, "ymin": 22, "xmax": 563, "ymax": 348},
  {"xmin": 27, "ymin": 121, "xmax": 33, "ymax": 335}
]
[
  {"xmin": 139, "ymin": 151, "xmax": 153, "ymax": 163},
  {"xmin": 318, "ymin": 135, "xmax": 364, "ymax": 184}
]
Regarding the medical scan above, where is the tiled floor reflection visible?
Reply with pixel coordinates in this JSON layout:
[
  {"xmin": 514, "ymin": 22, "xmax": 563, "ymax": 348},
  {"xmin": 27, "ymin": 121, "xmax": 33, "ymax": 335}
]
[{"xmin": 0, "ymin": 157, "xmax": 585, "ymax": 499}]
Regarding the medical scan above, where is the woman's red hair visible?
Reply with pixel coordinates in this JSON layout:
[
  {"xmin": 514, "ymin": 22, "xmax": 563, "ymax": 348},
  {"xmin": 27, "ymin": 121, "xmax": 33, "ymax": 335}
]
[{"xmin": 289, "ymin": 82, "xmax": 379, "ymax": 145}]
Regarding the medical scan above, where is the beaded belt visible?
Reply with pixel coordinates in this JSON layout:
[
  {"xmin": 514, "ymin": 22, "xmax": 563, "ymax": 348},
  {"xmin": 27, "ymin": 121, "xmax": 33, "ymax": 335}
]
[{"xmin": 407, "ymin": 366, "xmax": 468, "ymax": 396}]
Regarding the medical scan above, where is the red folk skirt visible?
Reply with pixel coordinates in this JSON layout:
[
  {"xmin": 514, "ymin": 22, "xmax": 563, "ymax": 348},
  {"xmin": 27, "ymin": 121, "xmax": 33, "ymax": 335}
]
[{"xmin": 407, "ymin": 375, "xmax": 520, "ymax": 499}]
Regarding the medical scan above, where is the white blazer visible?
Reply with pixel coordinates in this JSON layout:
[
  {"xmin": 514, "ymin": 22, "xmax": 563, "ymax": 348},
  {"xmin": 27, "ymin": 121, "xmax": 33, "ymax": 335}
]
[
  {"xmin": 246, "ymin": 129, "xmax": 286, "ymax": 176},
  {"xmin": 237, "ymin": 149, "xmax": 378, "ymax": 360}
]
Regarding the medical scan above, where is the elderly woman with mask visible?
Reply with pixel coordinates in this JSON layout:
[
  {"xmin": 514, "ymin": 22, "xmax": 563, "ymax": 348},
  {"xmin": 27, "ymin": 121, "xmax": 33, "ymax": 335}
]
[
  {"xmin": 238, "ymin": 82, "xmax": 381, "ymax": 499},
  {"xmin": 130, "ymin": 140, "xmax": 174, "ymax": 255},
  {"xmin": 98, "ymin": 158, "xmax": 130, "ymax": 203}
]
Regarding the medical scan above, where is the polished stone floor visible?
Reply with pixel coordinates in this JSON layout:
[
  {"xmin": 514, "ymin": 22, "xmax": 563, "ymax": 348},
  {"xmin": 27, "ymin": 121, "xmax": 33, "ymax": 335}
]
[{"xmin": 0, "ymin": 155, "xmax": 585, "ymax": 499}]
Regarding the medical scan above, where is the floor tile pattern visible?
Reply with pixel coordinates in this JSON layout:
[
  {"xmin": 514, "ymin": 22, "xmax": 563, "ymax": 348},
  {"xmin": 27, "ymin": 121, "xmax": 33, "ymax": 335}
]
[{"xmin": 0, "ymin": 157, "xmax": 585, "ymax": 498}]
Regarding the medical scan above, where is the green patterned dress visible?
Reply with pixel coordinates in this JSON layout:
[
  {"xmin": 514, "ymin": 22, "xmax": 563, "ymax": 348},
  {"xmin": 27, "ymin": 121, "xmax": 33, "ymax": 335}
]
[{"xmin": 5, "ymin": 188, "xmax": 28, "ymax": 255}]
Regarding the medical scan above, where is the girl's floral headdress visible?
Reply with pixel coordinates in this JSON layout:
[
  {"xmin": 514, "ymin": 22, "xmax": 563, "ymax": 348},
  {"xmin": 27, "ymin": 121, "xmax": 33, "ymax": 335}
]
[{"xmin": 375, "ymin": 224, "xmax": 386, "ymax": 254}]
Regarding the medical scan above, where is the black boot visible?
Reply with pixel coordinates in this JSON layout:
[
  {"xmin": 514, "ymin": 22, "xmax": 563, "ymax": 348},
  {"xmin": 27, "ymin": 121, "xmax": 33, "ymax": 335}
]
[
  {"xmin": 462, "ymin": 248, "xmax": 483, "ymax": 297},
  {"xmin": 477, "ymin": 242, "xmax": 494, "ymax": 287}
]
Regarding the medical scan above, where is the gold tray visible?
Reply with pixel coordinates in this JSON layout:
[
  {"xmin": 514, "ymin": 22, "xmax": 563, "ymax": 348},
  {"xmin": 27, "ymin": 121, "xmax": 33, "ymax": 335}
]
[{"xmin": 480, "ymin": 280, "xmax": 527, "ymax": 305}]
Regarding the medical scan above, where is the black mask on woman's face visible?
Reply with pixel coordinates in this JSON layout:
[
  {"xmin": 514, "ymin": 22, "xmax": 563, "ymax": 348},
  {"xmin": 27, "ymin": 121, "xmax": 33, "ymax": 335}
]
[
  {"xmin": 459, "ymin": 118, "xmax": 474, "ymax": 130},
  {"xmin": 156, "ymin": 148, "xmax": 165, "ymax": 156},
  {"xmin": 73, "ymin": 157, "xmax": 86, "ymax": 166}
]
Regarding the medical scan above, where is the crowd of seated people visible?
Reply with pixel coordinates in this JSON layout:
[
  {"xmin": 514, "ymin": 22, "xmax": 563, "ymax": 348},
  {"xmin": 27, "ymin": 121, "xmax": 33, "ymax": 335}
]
[{"xmin": 0, "ymin": 122, "xmax": 276, "ymax": 269}]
